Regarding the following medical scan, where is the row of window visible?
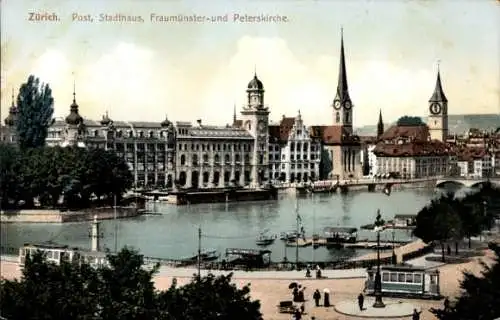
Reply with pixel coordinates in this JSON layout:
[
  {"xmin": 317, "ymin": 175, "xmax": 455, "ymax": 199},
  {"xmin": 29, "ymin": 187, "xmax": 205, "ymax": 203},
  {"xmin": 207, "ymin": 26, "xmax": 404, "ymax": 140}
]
[
  {"xmin": 179, "ymin": 154, "xmax": 251, "ymax": 166},
  {"xmin": 178, "ymin": 143, "xmax": 253, "ymax": 152}
]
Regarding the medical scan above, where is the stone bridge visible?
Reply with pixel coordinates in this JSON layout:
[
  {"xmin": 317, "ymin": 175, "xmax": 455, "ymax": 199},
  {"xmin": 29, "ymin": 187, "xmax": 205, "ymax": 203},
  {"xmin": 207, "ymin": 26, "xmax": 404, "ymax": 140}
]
[{"xmin": 435, "ymin": 178, "xmax": 500, "ymax": 188}]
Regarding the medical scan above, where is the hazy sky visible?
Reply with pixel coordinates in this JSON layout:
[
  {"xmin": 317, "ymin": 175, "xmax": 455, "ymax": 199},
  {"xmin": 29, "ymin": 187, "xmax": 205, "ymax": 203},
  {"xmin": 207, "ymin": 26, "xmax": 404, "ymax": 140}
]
[{"xmin": 1, "ymin": 0, "xmax": 499, "ymax": 127}]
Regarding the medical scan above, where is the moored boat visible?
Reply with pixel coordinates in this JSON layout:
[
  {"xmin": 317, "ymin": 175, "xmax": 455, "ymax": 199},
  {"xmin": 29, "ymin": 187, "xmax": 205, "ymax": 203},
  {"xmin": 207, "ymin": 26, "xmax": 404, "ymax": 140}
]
[{"xmin": 256, "ymin": 232, "xmax": 277, "ymax": 246}]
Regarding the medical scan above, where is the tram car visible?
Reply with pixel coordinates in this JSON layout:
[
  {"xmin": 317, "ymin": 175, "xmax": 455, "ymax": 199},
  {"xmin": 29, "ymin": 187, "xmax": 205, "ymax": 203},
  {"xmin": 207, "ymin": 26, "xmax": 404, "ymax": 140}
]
[
  {"xmin": 364, "ymin": 265, "xmax": 442, "ymax": 299},
  {"xmin": 19, "ymin": 243, "xmax": 108, "ymax": 269}
]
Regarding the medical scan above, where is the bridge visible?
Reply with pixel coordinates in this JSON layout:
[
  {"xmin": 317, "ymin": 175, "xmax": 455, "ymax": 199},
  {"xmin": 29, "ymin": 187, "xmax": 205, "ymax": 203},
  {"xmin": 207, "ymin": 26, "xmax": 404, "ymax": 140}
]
[{"xmin": 435, "ymin": 178, "xmax": 500, "ymax": 188}]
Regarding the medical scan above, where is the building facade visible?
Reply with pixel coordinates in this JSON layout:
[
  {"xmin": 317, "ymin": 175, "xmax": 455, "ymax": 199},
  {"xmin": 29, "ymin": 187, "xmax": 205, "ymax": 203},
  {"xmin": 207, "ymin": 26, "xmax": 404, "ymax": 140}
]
[{"xmin": 267, "ymin": 112, "xmax": 322, "ymax": 183}]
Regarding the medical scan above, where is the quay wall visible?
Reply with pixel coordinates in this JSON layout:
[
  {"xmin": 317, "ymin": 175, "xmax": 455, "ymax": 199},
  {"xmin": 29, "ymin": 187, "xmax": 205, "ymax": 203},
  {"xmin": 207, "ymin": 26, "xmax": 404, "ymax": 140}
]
[
  {"xmin": 167, "ymin": 189, "xmax": 277, "ymax": 205},
  {"xmin": 0, "ymin": 207, "xmax": 139, "ymax": 224}
]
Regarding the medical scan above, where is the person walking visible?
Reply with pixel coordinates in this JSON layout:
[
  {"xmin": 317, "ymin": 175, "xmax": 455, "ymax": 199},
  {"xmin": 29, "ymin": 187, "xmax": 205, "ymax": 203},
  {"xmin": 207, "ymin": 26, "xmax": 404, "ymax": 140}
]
[
  {"xmin": 412, "ymin": 308, "xmax": 421, "ymax": 320},
  {"xmin": 357, "ymin": 293, "xmax": 364, "ymax": 311},
  {"xmin": 313, "ymin": 289, "xmax": 321, "ymax": 307},
  {"xmin": 323, "ymin": 289, "xmax": 330, "ymax": 307}
]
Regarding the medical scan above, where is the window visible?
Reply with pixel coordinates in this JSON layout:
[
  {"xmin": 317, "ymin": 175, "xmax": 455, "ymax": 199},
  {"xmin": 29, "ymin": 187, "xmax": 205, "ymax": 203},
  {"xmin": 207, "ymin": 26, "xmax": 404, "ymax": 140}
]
[
  {"xmin": 180, "ymin": 155, "xmax": 186, "ymax": 165},
  {"xmin": 414, "ymin": 274, "xmax": 422, "ymax": 283},
  {"xmin": 406, "ymin": 273, "xmax": 413, "ymax": 283},
  {"xmin": 335, "ymin": 112, "xmax": 340, "ymax": 123},
  {"xmin": 382, "ymin": 272, "xmax": 389, "ymax": 282},
  {"xmin": 390, "ymin": 273, "xmax": 397, "ymax": 282}
]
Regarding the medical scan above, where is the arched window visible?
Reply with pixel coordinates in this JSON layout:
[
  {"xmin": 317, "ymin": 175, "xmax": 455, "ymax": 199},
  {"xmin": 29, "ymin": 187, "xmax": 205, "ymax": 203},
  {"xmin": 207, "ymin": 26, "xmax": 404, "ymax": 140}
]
[
  {"xmin": 180, "ymin": 154, "xmax": 186, "ymax": 165},
  {"xmin": 344, "ymin": 112, "xmax": 350, "ymax": 123},
  {"xmin": 214, "ymin": 154, "xmax": 220, "ymax": 163},
  {"xmin": 203, "ymin": 154, "xmax": 209, "ymax": 163},
  {"xmin": 192, "ymin": 154, "xmax": 198, "ymax": 166},
  {"xmin": 224, "ymin": 154, "xmax": 230, "ymax": 163},
  {"xmin": 336, "ymin": 112, "xmax": 340, "ymax": 123},
  {"xmin": 235, "ymin": 154, "xmax": 241, "ymax": 162},
  {"xmin": 244, "ymin": 154, "xmax": 250, "ymax": 163}
]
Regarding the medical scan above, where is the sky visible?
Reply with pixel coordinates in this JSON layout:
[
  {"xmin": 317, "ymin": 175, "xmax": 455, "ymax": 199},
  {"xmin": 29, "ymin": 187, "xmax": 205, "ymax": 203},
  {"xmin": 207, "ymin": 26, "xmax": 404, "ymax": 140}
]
[{"xmin": 1, "ymin": 0, "xmax": 499, "ymax": 128}]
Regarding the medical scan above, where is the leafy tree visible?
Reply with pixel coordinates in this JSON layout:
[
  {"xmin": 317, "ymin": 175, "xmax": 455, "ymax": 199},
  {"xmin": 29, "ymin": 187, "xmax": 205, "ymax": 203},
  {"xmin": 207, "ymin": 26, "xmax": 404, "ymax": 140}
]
[
  {"xmin": 158, "ymin": 273, "xmax": 262, "ymax": 320},
  {"xmin": 15, "ymin": 75, "xmax": 55, "ymax": 149},
  {"xmin": 0, "ymin": 248, "xmax": 262, "ymax": 320},
  {"xmin": 430, "ymin": 243, "xmax": 500, "ymax": 320},
  {"xmin": 396, "ymin": 116, "xmax": 425, "ymax": 126},
  {"xmin": 0, "ymin": 144, "xmax": 22, "ymax": 208},
  {"xmin": 414, "ymin": 193, "xmax": 462, "ymax": 261}
]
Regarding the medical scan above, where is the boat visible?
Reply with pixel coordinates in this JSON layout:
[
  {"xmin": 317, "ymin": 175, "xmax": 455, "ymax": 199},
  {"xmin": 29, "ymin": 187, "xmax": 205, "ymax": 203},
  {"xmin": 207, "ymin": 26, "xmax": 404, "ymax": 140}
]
[
  {"xmin": 323, "ymin": 226, "xmax": 358, "ymax": 244},
  {"xmin": 279, "ymin": 231, "xmax": 302, "ymax": 241},
  {"xmin": 199, "ymin": 249, "xmax": 219, "ymax": 261},
  {"xmin": 307, "ymin": 181, "xmax": 338, "ymax": 193},
  {"xmin": 183, "ymin": 249, "xmax": 220, "ymax": 263},
  {"xmin": 256, "ymin": 232, "xmax": 277, "ymax": 246}
]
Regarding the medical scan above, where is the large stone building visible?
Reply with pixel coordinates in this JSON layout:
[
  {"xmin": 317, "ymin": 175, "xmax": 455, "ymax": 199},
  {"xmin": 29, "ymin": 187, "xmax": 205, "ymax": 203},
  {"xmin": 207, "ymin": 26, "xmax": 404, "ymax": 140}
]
[
  {"xmin": 267, "ymin": 111, "xmax": 322, "ymax": 183},
  {"xmin": 372, "ymin": 70, "xmax": 452, "ymax": 178}
]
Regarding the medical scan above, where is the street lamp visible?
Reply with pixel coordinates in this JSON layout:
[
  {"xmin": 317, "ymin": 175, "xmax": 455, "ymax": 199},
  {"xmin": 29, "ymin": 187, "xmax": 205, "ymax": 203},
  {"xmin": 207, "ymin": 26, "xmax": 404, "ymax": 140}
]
[{"xmin": 373, "ymin": 209, "xmax": 386, "ymax": 308}]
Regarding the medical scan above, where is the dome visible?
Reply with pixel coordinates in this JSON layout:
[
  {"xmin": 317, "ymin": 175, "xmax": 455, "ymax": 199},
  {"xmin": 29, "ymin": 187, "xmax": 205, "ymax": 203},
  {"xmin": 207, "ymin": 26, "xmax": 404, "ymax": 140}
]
[
  {"xmin": 100, "ymin": 112, "xmax": 112, "ymax": 126},
  {"xmin": 247, "ymin": 74, "xmax": 264, "ymax": 90},
  {"xmin": 65, "ymin": 101, "xmax": 83, "ymax": 125},
  {"xmin": 161, "ymin": 115, "xmax": 172, "ymax": 128}
]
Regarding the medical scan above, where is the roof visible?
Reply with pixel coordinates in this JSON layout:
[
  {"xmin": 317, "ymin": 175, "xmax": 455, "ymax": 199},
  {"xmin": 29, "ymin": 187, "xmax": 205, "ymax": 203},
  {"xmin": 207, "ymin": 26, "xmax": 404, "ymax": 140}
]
[
  {"xmin": 456, "ymin": 148, "xmax": 490, "ymax": 161},
  {"xmin": 379, "ymin": 125, "xmax": 429, "ymax": 141},
  {"xmin": 247, "ymin": 74, "xmax": 264, "ymax": 90},
  {"xmin": 226, "ymin": 248, "xmax": 271, "ymax": 256},
  {"xmin": 323, "ymin": 227, "xmax": 357, "ymax": 234},
  {"xmin": 373, "ymin": 140, "xmax": 450, "ymax": 157}
]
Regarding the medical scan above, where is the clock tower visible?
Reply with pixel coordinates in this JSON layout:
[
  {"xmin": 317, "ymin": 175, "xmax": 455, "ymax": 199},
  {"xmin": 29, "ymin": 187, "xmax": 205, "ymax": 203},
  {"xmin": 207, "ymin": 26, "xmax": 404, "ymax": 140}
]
[
  {"xmin": 240, "ymin": 72, "xmax": 270, "ymax": 187},
  {"xmin": 427, "ymin": 66, "xmax": 448, "ymax": 142},
  {"xmin": 332, "ymin": 28, "xmax": 353, "ymax": 135}
]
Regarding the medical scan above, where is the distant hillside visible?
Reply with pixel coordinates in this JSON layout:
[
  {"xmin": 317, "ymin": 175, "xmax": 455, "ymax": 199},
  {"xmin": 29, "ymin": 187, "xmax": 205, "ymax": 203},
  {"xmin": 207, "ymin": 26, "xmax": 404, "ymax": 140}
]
[{"xmin": 355, "ymin": 114, "xmax": 500, "ymax": 136}]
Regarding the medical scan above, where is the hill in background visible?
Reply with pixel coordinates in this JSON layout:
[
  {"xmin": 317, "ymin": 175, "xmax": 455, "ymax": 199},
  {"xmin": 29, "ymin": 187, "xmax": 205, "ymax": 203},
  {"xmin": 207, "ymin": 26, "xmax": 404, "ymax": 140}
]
[{"xmin": 355, "ymin": 113, "xmax": 500, "ymax": 136}]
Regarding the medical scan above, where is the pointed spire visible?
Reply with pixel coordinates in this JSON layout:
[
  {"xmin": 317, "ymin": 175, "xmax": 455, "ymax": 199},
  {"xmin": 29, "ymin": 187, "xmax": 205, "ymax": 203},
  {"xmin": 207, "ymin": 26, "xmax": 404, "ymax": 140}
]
[
  {"xmin": 429, "ymin": 61, "xmax": 447, "ymax": 102},
  {"xmin": 335, "ymin": 27, "xmax": 351, "ymax": 103},
  {"xmin": 254, "ymin": 64, "xmax": 257, "ymax": 77},
  {"xmin": 233, "ymin": 103, "xmax": 237, "ymax": 123},
  {"xmin": 72, "ymin": 73, "xmax": 77, "ymax": 104},
  {"xmin": 377, "ymin": 109, "xmax": 384, "ymax": 138},
  {"xmin": 11, "ymin": 88, "xmax": 15, "ymax": 107}
]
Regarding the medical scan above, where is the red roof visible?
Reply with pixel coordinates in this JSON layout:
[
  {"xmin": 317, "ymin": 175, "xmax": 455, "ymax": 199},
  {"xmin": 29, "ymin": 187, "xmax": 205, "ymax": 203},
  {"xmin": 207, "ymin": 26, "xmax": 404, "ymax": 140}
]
[
  {"xmin": 373, "ymin": 140, "xmax": 449, "ymax": 157},
  {"xmin": 379, "ymin": 125, "xmax": 429, "ymax": 142}
]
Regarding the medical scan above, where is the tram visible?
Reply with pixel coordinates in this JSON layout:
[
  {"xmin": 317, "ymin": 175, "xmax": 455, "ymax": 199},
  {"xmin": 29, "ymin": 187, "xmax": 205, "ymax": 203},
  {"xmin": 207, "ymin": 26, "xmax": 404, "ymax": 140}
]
[
  {"xmin": 364, "ymin": 265, "xmax": 442, "ymax": 299},
  {"xmin": 19, "ymin": 243, "xmax": 108, "ymax": 269}
]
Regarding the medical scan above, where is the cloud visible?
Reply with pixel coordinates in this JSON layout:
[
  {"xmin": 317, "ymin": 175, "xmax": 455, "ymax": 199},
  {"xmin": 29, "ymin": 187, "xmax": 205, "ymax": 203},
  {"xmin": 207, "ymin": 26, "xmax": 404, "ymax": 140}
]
[
  {"xmin": 201, "ymin": 36, "xmax": 335, "ymax": 126},
  {"xmin": 200, "ymin": 36, "xmax": 439, "ymax": 127}
]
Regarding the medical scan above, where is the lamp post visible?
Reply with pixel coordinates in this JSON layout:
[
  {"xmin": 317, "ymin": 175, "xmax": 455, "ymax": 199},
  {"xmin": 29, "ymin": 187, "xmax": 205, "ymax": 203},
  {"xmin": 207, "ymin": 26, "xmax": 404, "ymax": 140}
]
[{"xmin": 373, "ymin": 209, "xmax": 386, "ymax": 308}]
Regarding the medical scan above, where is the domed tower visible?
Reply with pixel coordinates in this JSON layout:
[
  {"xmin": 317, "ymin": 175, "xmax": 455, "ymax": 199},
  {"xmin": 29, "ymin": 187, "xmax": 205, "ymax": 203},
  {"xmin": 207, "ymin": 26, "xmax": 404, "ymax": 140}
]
[
  {"xmin": 4, "ymin": 89, "xmax": 18, "ymax": 127},
  {"xmin": 62, "ymin": 81, "xmax": 85, "ymax": 147},
  {"xmin": 240, "ymin": 71, "xmax": 270, "ymax": 187},
  {"xmin": 160, "ymin": 114, "xmax": 176, "ymax": 188},
  {"xmin": 100, "ymin": 111, "xmax": 115, "ymax": 150}
]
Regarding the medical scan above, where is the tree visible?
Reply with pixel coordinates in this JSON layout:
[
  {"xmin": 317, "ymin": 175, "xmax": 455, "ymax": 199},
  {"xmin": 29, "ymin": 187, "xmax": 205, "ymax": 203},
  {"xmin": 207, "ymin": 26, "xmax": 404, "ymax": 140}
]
[
  {"xmin": 0, "ymin": 144, "xmax": 22, "ymax": 208},
  {"xmin": 0, "ymin": 248, "xmax": 262, "ymax": 320},
  {"xmin": 15, "ymin": 75, "xmax": 55, "ymax": 149},
  {"xmin": 158, "ymin": 273, "xmax": 262, "ymax": 320},
  {"xmin": 414, "ymin": 193, "xmax": 462, "ymax": 261},
  {"xmin": 396, "ymin": 116, "xmax": 425, "ymax": 126},
  {"xmin": 430, "ymin": 243, "xmax": 500, "ymax": 320}
]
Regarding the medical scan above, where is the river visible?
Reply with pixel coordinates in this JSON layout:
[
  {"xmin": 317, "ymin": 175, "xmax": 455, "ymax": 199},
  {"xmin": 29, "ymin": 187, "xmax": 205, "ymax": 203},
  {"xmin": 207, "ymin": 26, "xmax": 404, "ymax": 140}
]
[{"xmin": 1, "ymin": 188, "xmax": 448, "ymax": 262}]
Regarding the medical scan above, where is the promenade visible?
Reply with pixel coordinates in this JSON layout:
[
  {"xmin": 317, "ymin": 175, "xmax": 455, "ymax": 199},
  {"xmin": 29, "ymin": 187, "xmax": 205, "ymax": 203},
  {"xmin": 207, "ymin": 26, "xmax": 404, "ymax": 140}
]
[{"xmin": 2, "ymin": 247, "xmax": 496, "ymax": 320}]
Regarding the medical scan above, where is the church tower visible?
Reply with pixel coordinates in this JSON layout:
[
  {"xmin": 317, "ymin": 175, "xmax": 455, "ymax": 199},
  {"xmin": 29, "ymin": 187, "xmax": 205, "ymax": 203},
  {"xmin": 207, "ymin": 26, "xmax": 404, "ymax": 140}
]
[
  {"xmin": 240, "ymin": 71, "xmax": 270, "ymax": 187},
  {"xmin": 427, "ymin": 65, "xmax": 448, "ymax": 142},
  {"xmin": 377, "ymin": 109, "xmax": 384, "ymax": 139},
  {"xmin": 62, "ymin": 79, "xmax": 85, "ymax": 147},
  {"xmin": 332, "ymin": 28, "xmax": 353, "ymax": 134}
]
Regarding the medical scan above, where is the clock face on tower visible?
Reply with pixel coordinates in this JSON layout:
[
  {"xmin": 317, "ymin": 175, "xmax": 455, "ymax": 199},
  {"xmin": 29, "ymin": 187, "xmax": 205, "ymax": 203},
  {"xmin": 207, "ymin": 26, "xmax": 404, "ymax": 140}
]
[
  {"xmin": 430, "ymin": 103, "xmax": 442, "ymax": 115},
  {"xmin": 258, "ymin": 121, "xmax": 266, "ymax": 133},
  {"xmin": 333, "ymin": 100, "xmax": 341, "ymax": 110},
  {"xmin": 344, "ymin": 101, "xmax": 352, "ymax": 110}
]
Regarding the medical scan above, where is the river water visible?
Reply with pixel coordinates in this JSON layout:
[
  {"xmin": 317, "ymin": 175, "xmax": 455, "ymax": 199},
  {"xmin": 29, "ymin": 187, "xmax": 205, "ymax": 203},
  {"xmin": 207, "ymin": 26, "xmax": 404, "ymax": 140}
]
[{"xmin": 1, "ymin": 188, "xmax": 447, "ymax": 262}]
